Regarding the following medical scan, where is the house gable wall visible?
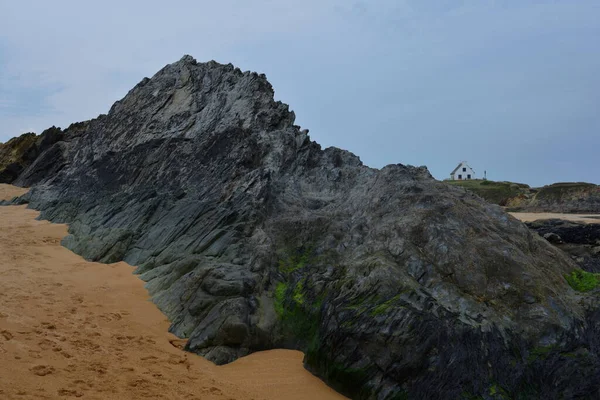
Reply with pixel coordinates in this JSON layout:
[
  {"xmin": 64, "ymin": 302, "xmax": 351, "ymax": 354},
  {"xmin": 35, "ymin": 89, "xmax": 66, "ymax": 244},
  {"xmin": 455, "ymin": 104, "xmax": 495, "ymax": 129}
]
[{"xmin": 450, "ymin": 163, "xmax": 475, "ymax": 180}]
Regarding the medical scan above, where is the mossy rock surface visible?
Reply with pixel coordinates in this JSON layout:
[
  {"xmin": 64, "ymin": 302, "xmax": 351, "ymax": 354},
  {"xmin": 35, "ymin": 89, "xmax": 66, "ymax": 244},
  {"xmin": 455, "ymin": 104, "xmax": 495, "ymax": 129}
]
[{"xmin": 565, "ymin": 269, "xmax": 600, "ymax": 292}]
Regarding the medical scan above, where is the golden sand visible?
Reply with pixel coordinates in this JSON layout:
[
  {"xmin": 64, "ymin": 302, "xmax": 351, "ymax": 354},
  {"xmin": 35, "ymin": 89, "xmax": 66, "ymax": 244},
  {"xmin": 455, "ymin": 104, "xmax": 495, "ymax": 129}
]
[
  {"xmin": 510, "ymin": 212, "xmax": 600, "ymax": 224},
  {"xmin": 0, "ymin": 184, "xmax": 346, "ymax": 400}
]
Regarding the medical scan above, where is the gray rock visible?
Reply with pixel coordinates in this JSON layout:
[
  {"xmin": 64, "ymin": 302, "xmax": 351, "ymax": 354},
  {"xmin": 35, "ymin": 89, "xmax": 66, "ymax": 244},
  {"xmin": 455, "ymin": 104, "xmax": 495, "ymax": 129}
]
[
  {"xmin": 4, "ymin": 55, "xmax": 600, "ymax": 399},
  {"xmin": 543, "ymin": 232, "xmax": 563, "ymax": 244}
]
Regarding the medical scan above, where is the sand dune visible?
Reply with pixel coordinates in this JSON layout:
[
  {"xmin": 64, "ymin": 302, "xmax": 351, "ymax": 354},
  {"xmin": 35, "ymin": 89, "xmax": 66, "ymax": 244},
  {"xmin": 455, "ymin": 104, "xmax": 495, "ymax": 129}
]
[
  {"xmin": 510, "ymin": 212, "xmax": 600, "ymax": 224},
  {"xmin": 0, "ymin": 184, "xmax": 346, "ymax": 400}
]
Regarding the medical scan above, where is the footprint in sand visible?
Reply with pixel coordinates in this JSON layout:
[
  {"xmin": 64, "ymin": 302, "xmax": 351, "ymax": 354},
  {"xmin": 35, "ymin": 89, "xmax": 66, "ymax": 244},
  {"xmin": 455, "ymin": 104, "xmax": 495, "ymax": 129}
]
[
  {"xmin": 98, "ymin": 312, "xmax": 122, "ymax": 322},
  {"xmin": 28, "ymin": 350, "xmax": 42, "ymax": 359},
  {"xmin": 169, "ymin": 338, "xmax": 187, "ymax": 349},
  {"xmin": 53, "ymin": 334, "xmax": 68, "ymax": 342},
  {"xmin": 1, "ymin": 330, "xmax": 13, "ymax": 341},
  {"xmin": 42, "ymin": 237, "xmax": 61, "ymax": 245},
  {"xmin": 87, "ymin": 362, "xmax": 108, "ymax": 376},
  {"xmin": 70, "ymin": 295, "xmax": 84, "ymax": 304},
  {"xmin": 201, "ymin": 387, "xmax": 223, "ymax": 395},
  {"xmin": 70, "ymin": 338, "xmax": 101, "ymax": 352},
  {"xmin": 128, "ymin": 377, "xmax": 151, "ymax": 387},
  {"xmin": 57, "ymin": 388, "xmax": 83, "ymax": 397},
  {"xmin": 30, "ymin": 365, "xmax": 56, "ymax": 376},
  {"xmin": 63, "ymin": 364, "xmax": 77, "ymax": 373},
  {"xmin": 143, "ymin": 336, "xmax": 156, "ymax": 344},
  {"xmin": 71, "ymin": 379, "xmax": 94, "ymax": 391},
  {"xmin": 38, "ymin": 338, "xmax": 57, "ymax": 350},
  {"xmin": 167, "ymin": 354, "xmax": 188, "ymax": 365},
  {"xmin": 41, "ymin": 322, "xmax": 57, "ymax": 330}
]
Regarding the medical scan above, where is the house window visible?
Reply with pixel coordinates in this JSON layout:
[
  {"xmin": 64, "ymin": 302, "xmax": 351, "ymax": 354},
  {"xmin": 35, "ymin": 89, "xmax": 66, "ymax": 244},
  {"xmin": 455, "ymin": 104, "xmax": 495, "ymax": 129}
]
[
  {"xmin": 467, "ymin": 174, "xmax": 471, "ymax": 179},
  {"xmin": 462, "ymin": 167, "xmax": 466, "ymax": 172},
  {"xmin": 458, "ymin": 174, "xmax": 462, "ymax": 180}
]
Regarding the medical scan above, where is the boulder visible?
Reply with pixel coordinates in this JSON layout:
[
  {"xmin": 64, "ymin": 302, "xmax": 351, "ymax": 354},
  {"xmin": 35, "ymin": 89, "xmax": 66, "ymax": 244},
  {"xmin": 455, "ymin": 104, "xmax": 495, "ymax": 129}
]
[{"xmin": 543, "ymin": 232, "xmax": 563, "ymax": 244}]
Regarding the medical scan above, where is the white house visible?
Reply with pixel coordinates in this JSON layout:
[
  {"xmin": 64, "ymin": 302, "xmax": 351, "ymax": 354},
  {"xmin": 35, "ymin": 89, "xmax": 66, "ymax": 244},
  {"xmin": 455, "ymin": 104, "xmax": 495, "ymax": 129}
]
[{"xmin": 450, "ymin": 161, "xmax": 475, "ymax": 180}]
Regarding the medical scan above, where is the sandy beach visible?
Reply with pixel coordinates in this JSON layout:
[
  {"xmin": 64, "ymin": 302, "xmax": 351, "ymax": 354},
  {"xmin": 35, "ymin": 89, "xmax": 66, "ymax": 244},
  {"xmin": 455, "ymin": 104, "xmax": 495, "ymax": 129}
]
[
  {"xmin": 510, "ymin": 212, "xmax": 600, "ymax": 224},
  {"xmin": 0, "ymin": 184, "xmax": 346, "ymax": 400}
]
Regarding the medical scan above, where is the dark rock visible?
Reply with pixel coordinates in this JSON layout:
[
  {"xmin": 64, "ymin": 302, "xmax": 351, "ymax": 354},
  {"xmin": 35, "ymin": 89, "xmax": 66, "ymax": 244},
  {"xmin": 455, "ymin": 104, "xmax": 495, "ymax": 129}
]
[
  {"xmin": 527, "ymin": 219, "xmax": 600, "ymax": 273},
  {"xmin": 0, "ymin": 127, "xmax": 63, "ymax": 183},
  {"xmin": 526, "ymin": 219, "xmax": 600, "ymax": 246},
  {"xmin": 543, "ymin": 232, "xmax": 563, "ymax": 244},
  {"xmin": 3, "ymin": 55, "xmax": 600, "ymax": 399}
]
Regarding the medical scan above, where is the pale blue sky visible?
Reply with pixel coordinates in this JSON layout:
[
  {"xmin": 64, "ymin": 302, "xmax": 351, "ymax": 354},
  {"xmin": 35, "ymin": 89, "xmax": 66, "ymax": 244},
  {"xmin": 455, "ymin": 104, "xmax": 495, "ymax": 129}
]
[{"xmin": 1, "ymin": 1, "xmax": 598, "ymax": 186}]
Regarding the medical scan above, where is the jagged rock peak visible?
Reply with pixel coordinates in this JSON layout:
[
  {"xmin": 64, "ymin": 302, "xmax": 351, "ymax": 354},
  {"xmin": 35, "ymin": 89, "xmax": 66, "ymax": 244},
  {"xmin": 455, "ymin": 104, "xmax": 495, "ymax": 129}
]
[
  {"xmin": 179, "ymin": 54, "xmax": 198, "ymax": 64},
  {"xmin": 104, "ymin": 55, "xmax": 297, "ymax": 148}
]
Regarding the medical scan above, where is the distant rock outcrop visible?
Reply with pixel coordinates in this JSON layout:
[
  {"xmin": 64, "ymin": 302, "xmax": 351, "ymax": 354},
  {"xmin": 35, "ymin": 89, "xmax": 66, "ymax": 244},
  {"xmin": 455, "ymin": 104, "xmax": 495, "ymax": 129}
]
[
  {"xmin": 0, "ymin": 127, "xmax": 63, "ymax": 183},
  {"xmin": 448, "ymin": 180, "xmax": 600, "ymax": 213},
  {"xmin": 3, "ymin": 56, "xmax": 600, "ymax": 399},
  {"xmin": 513, "ymin": 182, "xmax": 600, "ymax": 213}
]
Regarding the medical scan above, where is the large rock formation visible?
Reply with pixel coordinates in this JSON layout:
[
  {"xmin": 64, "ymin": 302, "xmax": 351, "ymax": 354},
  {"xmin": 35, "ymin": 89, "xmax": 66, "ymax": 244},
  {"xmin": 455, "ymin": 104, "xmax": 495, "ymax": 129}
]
[{"xmin": 3, "ymin": 56, "xmax": 600, "ymax": 399}]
